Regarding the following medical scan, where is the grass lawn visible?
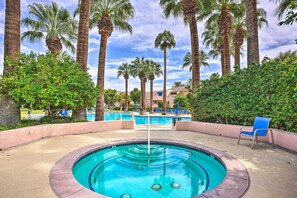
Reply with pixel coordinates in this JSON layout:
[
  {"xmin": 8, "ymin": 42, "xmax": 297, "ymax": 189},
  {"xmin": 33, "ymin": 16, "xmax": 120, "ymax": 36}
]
[{"xmin": 21, "ymin": 108, "xmax": 44, "ymax": 119}]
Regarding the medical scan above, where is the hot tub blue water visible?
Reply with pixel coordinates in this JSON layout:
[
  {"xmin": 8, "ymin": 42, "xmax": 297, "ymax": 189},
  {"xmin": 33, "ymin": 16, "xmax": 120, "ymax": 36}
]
[
  {"xmin": 73, "ymin": 143, "xmax": 226, "ymax": 198},
  {"xmin": 87, "ymin": 112, "xmax": 191, "ymax": 125}
]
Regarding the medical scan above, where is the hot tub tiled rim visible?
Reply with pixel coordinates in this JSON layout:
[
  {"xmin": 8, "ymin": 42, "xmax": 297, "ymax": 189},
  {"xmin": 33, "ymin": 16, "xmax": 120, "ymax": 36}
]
[{"xmin": 49, "ymin": 139, "xmax": 249, "ymax": 198}]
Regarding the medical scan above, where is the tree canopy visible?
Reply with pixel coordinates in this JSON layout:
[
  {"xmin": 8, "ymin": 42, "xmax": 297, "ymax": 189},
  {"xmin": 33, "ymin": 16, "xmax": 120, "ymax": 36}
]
[{"xmin": 0, "ymin": 52, "xmax": 98, "ymax": 116}]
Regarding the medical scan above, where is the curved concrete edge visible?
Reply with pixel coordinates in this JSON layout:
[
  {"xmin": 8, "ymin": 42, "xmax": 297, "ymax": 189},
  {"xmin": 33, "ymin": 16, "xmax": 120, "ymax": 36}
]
[
  {"xmin": 49, "ymin": 139, "xmax": 249, "ymax": 198},
  {"xmin": 176, "ymin": 121, "xmax": 297, "ymax": 152},
  {"xmin": 0, "ymin": 120, "xmax": 134, "ymax": 150}
]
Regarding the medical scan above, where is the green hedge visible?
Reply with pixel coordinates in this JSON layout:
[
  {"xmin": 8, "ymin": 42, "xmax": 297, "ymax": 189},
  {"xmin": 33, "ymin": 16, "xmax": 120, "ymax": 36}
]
[{"xmin": 191, "ymin": 57, "xmax": 297, "ymax": 132}]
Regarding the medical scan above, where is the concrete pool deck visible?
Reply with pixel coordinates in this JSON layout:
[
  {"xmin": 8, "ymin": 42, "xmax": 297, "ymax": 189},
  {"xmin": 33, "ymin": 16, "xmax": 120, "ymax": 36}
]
[{"xmin": 0, "ymin": 129, "xmax": 296, "ymax": 198}]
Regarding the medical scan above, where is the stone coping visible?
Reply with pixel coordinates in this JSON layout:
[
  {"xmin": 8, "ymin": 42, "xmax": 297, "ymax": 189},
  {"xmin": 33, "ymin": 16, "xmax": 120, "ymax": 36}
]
[{"xmin": 50, "ymin": 139, "xmax": 249, "ymax": 198}]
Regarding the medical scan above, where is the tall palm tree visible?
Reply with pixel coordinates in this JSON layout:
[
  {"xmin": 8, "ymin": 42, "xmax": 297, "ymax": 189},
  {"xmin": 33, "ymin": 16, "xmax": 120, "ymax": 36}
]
[
  {"xmin": 182, "ymin": 50, "xmax": 209, "ymax": 71},
  {"xmin": 90, "ymin": 0, "xmax": 134, "ymax": 121},
  {"xmin": 0, "ymin": 0, "xmax": 21, "ymax": 125},
  {"xmin": 199, "ymin": 0, "xmax": 238, "ymax": 75},
  {"xmin": 21, "ymin": 2, "xmax": 77, "ymax": 54},
  {"xmin": 72, "ymin": 0, "xmax": 92, "ymax": 120},
  {"xmin": 160, "ymin": 0, "xmax": 206, "ymax": 89},
  {"xmin": 131, "ymin": 57, "xmax": 147, "ymax": 115},
  {"xmin": 154, "ymin": 30, "xmax": 176, "ymax": 115},
  {"xmin": 146, "ymin": 60, "xmax": 163, "ymax": 114},
  {"xmin": 117, "ymin": 63, "xmax": 132, "ymax": 112},
  {"xmin": 233, "ymin": 2, "xmax": 268, "ymax": 67},
  {"xmin": 245, "ymin": 0, "xmax": 260, "ymax": 65}
]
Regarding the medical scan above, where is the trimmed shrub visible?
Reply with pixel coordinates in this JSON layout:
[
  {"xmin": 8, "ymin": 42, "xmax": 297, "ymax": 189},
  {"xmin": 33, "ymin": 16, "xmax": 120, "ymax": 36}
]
[{"xmin": 191, "ymin": 57, "xmax": 297, "ymax": 132}]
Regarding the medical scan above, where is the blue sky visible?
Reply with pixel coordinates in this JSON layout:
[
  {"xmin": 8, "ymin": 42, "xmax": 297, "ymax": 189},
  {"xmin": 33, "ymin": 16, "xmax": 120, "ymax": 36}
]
[{"xmin": 0, "ymin": 0, "xmax": 296, "ymax": 92}]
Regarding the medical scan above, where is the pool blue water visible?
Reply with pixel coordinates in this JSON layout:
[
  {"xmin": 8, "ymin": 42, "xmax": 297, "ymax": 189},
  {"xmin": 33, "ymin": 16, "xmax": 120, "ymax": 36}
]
[
  {"xmin": 73, "ymin": 144, "xmax": 226, "ymax": 198},
  {"xmin": 87, "ymin": 112, "xmax": 191, "ymax": 125}
]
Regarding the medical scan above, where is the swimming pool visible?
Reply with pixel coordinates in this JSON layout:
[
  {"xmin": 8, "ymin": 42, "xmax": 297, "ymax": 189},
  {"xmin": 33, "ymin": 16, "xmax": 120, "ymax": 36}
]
[
  {"xmin": 73, "ymin": 143, "xmax": 226, "ymax": 198},
  {"xmin": 87, "ymin": 112, "xmax": 191, "ymax": 125}
]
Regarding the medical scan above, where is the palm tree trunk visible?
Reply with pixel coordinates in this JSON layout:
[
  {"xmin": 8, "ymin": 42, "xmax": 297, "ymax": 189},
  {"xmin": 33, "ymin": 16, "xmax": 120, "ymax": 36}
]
[
  {"xmin": 224, "ymin": 32, "xmax": 231, "ymax": 74},
  {"xmin": 162, "ymin": 47, "xmax": 167, "ymax": 115},
  {"xmin": 72, "ymin": 0, "xmax": 91, "ymax": 120},
  {"xmin": 140, "ymin": 78, "xmax": 145, "ymax": 115},
  {"xmin": 124, "ymin": 77, "xmax": 128, "ymax": 112},
  {"xmin": 0, "ymin": 0, "xmax": 21, "ymax": 125},
  {"xmin": 245, "ymin": 0, "xmax": 260, "ymax": 65},
  {"xmin": 143, "ymin": 78, "xmax": 146, "ymax": 111},
  {"xmin": 150, "ymin": 79, "xmax": 153, "ymax": 114},
  {"xmin": 220, "ymin": 44, "xmax": 226, "ymax": 76},
  {"xmin": 95, "ymin": 34, "xmax": 108, "ymax": 121},
  {"xmin": 188, "ymin": 14, "xmax": 200, "ymax": 89},
  {"xmin": 234, "ymin": 45, "xmax": 241, "ymax": 67}
]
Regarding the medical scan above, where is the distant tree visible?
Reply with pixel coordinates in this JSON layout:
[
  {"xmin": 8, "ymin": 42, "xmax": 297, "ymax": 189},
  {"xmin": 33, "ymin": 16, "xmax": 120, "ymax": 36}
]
[
  {"xmin": 116, "ymin": 92, "xmax": 125, "ymax": 111},
  {"xmin": 117, "ymin": 63, "xmax": 132, "ymax": 112},
  {"xmin": 182, "ymin": 50, "xmax": 209, "ymax": 72},
  {"xmin": 172, "ymin": 81, "xmax": 185, "ymax": 88},
  {"xmin": 1, "ymin": 52, "xmax": 98, "ymax": 117},
  {"xmin": 174, "ymin": 93, "xmax": 190, "ymax": 109},
  {"xmin": 21, "ymin": 2, "xmax": 77, "ymax": 54},
  {"xmin": 131, "ymin": 57, "xmax": 148, "ymax": 115},
  {"xmin": 146, "ymin": 60, "xmax": 162, "ymax": 113},
  {"xmin": 154, "ymin": 30, "xmax": 176, "ymax": 115},
  {"xmin": 104, "ymin": 89, "xmax": 117, "ymax": 109},
  {"xmin": 130, "ymin": 88, "xmax": 141, "ymax": 104}
]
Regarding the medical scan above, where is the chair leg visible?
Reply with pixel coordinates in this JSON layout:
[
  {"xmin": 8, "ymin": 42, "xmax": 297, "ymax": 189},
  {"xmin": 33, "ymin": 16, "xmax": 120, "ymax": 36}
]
[
  {"xmin": 251, "ymin": 134, "xmax": 257, "ymax": 149},
  {"xmin": 237, "ymin": 133, "xmax": 242, "ymax": 144},
  {"xmin": 270, "ymin": 129, "xmax": 275, "ymax": 149},
  {"xmin": 256, "ymin": 135, "xmax": 259, "ymax": 144}
]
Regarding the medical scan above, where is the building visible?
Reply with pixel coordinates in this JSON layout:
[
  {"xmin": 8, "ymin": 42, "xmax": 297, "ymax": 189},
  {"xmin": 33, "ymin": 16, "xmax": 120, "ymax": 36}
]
[{"xmin": 145, "ymin": 86, "xmax": 189, "ymax": 108}]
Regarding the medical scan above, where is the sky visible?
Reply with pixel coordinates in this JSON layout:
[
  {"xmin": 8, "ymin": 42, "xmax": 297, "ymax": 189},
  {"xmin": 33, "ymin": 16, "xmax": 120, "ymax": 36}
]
[{"xmin": 0, "ymin": 0, "xmax": 296, "ymax": 92}]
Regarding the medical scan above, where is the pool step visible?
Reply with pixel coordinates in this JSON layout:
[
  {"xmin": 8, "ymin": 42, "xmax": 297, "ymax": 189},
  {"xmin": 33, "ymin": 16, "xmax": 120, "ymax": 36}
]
[{"xmin": 116, "ymin": 155, "xmax": 181, "ymax": 169}]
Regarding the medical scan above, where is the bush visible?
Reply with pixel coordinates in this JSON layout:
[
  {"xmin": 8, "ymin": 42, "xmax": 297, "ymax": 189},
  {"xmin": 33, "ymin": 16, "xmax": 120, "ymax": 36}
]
[
  {"xmin": 191, "ymin": 57, "xmax": 297, "ymax": 132},
  {"xmin": 1, "ymin": 52, "xmax": 99, "ymax": 116}
]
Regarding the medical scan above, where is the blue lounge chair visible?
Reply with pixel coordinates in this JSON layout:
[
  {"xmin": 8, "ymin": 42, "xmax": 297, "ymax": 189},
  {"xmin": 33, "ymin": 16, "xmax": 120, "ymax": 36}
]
[{"xmin": 237, "ymin": 116, "xmax": 275, "ymax": 149}]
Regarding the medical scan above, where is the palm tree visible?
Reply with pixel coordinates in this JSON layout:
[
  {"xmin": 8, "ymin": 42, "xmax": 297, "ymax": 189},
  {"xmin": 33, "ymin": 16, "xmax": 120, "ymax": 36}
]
[
  {"xmin": 154, "ymin": 30, "xmax": 176, "ymax": 115},
  {"xmin": 172, "ymin": 81, "xmax": 184, "ymax": 88},
  {"xmin": 182, "ymin": 50, "xmax": 209, "ymax": 71},
  {"xmin": 245, "ymin": 0, "xmax": 260, "ymax": 65},
  {"xmin": 90, "ymin": 0, "xmax": 134, "ymax": 121},
  {"xmin": 21, "ymin": 2, "xmax": 77, "ymax": 54},
  {"xmin": 131, "ymin": 57, "xmax": 147, "ymax": 115},
  {"xmin": 72, "ymin": 0, "xmax": 92, "ymax": 120},
  {"xmin": 0, "ymin": 0, "xmax": 21, "ymax": 125},
  {"xmin": 270, "ymin": 0, "xmax": 294, "ymax": 19},
  {"xmin": 117, "ymin": 63, "xmax": 132, "ymax": 112},
  {"xmin": 233, "ymin": 2, "xmax": 268, "ymax": 67},
  {"xmin": 146, "ymin": 60, "xmax": 163, "ymax": 114},
  {"xmin": 199, "ymin": 0, "xmax": 238, "ymax": 75},
  {"xmin": 202, "ymin": 21, "xmax": 225, "ymax": 75},
  {"xmin": 160, "ymin": 0, "xmax": 206, "ymax": 89}
]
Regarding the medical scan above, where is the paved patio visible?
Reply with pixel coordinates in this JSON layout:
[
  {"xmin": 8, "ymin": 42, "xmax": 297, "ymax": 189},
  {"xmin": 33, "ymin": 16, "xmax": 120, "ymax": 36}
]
[{"xmin": 0, "ymin": 129, "xmax": 296, "ymax": 198}]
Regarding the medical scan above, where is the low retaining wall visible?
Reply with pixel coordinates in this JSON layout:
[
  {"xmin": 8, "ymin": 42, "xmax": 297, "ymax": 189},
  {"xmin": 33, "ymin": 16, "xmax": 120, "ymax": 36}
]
[
  {"xmin": 0, "ymin": 120, "xmax": 134, "ymax": 150},
  {"xmin": 176, "ymin": 121, "xmax": 297, "ymax": 152}
]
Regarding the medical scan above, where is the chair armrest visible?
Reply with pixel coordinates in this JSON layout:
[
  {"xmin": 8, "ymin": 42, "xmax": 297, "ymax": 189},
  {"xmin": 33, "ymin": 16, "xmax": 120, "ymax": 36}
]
[
  {"xmin": 240, "ymin": 126, "xmax": 252, "ymax": 133},
  {"xmin": 254, "ymin": 128, "xmax": 269, "ymax": 134}
]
